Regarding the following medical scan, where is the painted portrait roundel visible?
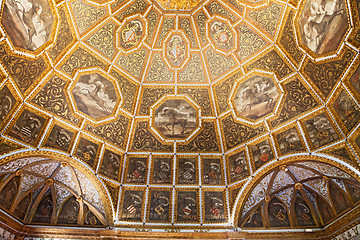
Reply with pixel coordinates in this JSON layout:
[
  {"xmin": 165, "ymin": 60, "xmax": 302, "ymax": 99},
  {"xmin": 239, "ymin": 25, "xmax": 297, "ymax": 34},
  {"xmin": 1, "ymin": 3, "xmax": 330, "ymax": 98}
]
[
  {"xmin": 297, "ymin": 0, "xmax": 349, "ymax": 56},
  {"xmin": 1, "ymin": 0, "xmax": 56, "ymax": 53}
]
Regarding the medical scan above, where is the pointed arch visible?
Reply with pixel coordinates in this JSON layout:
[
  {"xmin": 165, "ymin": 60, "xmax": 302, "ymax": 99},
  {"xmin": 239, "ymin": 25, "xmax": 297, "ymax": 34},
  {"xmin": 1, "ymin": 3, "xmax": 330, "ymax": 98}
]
[
  {"xmin": 233, "ymin": 154, "xmax": 360, "ymax": 229},
  {"xmin": 0, "ymin": 150, "xmax": 113, "ymax": 227}
]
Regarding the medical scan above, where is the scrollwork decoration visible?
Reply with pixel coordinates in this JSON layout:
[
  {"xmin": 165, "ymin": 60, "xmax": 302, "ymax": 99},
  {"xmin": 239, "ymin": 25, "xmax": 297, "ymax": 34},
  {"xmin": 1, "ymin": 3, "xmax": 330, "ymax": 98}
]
[
  {"xmin": 86, "ymin": 115, "xmax": 130, "ymax": 149},
  {"xmin": 221, "ymin": 115, "xmax": 265, "ymax": 150},
  {"xmin": 32, "ymin": 76, "xmax": 80, "ymax": 125},
  {"xmin": 131, "ymin": 121, "xmax": 173, "ymax": 151},
  {"xmin": 178, "ymin": 121, "xmax": 219, "ymax": 152}
]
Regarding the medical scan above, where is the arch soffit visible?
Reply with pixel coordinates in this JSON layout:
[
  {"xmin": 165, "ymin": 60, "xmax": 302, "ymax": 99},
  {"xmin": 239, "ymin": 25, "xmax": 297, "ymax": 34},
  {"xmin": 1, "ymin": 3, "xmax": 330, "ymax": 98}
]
[
  {"xmin": 231, "ymin": 153, "xmax": 360, "ymax": 227},
  {"xmin": 0, "ymin": 150, "xmax": 113, "ymax": 226}
]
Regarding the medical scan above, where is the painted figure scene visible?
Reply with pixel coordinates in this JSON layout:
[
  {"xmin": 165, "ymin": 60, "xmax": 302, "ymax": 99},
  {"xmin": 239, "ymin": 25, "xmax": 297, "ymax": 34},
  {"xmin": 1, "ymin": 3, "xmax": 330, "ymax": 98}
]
[
  {"xmin": 72, "ymin": 73, "xmax": 118, "ymax": 119},
  {"xmin": 299, "ymin": 0, "xmax": 348, "ymax": 54},
  {"xmin": 1, "ymin": 0, "xmax": 54, "ymax": 51},
  {"xmin": 234, "ymin": 75, "xmax": 279, "ymax": 120},
  {"xmin": 154, "ymin": 99, "xmax": 197, "ymax": 139}
]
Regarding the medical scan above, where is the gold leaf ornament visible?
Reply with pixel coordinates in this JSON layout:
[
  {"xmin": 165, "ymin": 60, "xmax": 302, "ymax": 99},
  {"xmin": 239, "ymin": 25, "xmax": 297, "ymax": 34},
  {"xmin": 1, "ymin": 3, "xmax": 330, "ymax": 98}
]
[{"xmin": 156, "ymin": 0, "xmax": 201, "ymax": 10}]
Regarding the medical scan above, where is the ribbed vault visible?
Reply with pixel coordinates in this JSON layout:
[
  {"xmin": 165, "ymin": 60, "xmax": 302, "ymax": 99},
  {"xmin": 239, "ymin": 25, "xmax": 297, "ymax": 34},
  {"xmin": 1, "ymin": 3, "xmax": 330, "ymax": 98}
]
[
  {"xmin": 0, "ymin": 152, "xmax": 111, "ymax": 227},
  {"xmin": 236, "ymin": 156, "xmax": 360, "ymax": 229}
]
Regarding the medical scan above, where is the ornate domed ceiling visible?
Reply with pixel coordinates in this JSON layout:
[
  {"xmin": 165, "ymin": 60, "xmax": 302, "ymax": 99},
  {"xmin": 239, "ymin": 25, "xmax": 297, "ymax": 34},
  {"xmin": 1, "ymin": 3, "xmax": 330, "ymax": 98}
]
[{"xmin": 0, "ymin": 0, "xmax": 360, "ymax": 238}]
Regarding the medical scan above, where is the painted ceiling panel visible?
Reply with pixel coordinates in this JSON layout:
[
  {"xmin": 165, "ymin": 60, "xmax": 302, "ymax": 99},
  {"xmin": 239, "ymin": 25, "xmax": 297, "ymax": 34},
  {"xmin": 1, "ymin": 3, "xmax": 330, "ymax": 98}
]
[{"xmin": 0, "ymin": 0, "xmax": 359, "ymax": 237}]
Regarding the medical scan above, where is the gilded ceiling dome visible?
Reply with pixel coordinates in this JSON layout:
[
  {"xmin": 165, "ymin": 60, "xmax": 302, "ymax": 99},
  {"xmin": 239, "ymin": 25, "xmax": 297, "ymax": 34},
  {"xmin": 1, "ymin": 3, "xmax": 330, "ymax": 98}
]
[{"xmin": 0, "ymin": 0, "xmax": 360, "ymax": 238}]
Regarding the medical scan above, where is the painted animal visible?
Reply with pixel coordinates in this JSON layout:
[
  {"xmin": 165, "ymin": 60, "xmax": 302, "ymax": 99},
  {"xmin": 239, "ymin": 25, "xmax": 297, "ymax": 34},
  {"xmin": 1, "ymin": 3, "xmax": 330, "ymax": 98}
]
[
  {"xmin": 154, "ymin": 161, "xmax": 171, "ymax": 182},
  {"xmin": 128, "ymin": 193, "xmax": 142, "ymax": 217},
  {"xmin": 83, "ymin": 145, "xmax": 97, "ymax": 159},
  {"xmin": 53, "ymin": 128, "xmax": 71, "ymax": 147},
  {"xmin": 13, "ymin": 112, "xmax": 42, "ymax": 143},
  {"xmin": 84, "ymin": 80, "xmax": 110, "ymax": 115},
  {"xmin": 243, "ymin": 86, "xmax": 273, "ymax": 111},
  {"xmin": 308, "ymin": 9, "xmax": 344, "ymax": 45},
  {"xmin": 336, "ymin": 94, "xmax": 359, "ymax": 121},
  {"xmin": 305, "ymin": 0, "xmax": 345, "ymax": 51},
  {"xmin": 163, "ymin": 108, "xmax": 188, "ymax": 136},
  {"xmin": 0, "ymin": 95, "xmax": 12, "ymax": 120},
  {"xmin": 103, "ymin": 152, "xmax": 120, "ymax": 178},
  {"xmin": 12, "ymin": 0, "xmax": 39, "ymax": 49},
  {"xmin": 279, "ymin": 130, "xmax": 300, "ymax": 152}
]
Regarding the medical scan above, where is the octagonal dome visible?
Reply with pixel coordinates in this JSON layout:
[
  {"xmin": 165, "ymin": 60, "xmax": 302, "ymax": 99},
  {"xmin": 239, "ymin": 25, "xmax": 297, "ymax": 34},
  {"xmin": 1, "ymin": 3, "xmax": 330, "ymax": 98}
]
[{"xmin": 0, "ymin": 0, "xmax": 359, "ymax": 238}]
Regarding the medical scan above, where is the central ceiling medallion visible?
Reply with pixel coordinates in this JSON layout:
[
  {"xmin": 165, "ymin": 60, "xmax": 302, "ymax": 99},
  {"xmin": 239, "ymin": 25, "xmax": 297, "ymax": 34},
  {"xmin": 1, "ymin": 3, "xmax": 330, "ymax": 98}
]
[
  {"xmin": 151, "ymin": 96, "xmax": 200, "ymax": 140},
  {"xmin": 231, "ymin": 72, "xmax": 281, "ymax": 122},
  {"xmin": 70, "ymin": 70, "xmax": 121, "ymax": 121},
  {"xmin": 155, "ymin": 0, "xmax": 202, "ymax": 10}
]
